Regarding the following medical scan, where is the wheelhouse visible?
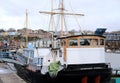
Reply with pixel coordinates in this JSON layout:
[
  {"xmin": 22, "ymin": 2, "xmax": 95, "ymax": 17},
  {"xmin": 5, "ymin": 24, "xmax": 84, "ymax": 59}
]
[
  {"xmin": 58, "ymin": 35, "xmax": 106, "ymax": 64},
  {"xmin": 59, "ymin": 35, "xmax": 105, "ymax": 48}
]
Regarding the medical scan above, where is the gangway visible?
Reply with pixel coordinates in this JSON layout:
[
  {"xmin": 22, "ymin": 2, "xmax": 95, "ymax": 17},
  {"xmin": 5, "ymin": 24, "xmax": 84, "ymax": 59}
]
[{"xmin": 0, "ymin": 58, "xmax": 24, "ymax": 66}]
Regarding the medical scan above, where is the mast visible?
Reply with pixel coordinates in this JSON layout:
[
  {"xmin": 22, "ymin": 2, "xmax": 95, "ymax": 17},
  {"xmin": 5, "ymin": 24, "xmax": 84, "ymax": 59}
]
[
  {"xmin": 26, "ymin": 9, "xmax": 30, "ymax": 65},
  {"xmin": 26, "ymin": 9, "xmax": 28, "ymax": 48},
  {"xmin": 60, "ymin": 0, "xmax": 64, "ymax": 37},
  {"xmin": 39, "ymin": 0, "xmax": 84, "ymax": 37},
  {"xmin": 50, "ymin": 0, "xmax": 54, "ymax": 47}
]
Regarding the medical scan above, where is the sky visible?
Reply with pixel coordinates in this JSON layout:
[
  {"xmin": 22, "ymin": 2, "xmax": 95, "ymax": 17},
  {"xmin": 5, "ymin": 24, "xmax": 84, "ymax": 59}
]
[{"xmin": 0, "ymin": 0, "xmax": 120, "ymax": 32}]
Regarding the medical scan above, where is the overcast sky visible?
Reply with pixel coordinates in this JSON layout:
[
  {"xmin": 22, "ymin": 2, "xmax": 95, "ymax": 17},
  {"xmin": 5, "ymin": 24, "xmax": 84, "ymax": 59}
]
[{"xmin": 0, "ymin": 0, "xmax": 120, "ymax": 32}]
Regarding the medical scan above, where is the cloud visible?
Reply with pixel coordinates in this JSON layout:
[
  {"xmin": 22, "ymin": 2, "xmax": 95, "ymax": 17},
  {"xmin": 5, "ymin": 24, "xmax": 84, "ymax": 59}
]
[{"xmin": 0, "ymin": 0, "xmax": 120, "ymax": 32}]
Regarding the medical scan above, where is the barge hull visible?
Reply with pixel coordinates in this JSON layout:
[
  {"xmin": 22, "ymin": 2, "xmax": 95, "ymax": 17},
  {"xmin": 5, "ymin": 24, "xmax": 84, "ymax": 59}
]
[{"xmin": 14, "ymin": 64, "xmax": 112, "ymax": 83}]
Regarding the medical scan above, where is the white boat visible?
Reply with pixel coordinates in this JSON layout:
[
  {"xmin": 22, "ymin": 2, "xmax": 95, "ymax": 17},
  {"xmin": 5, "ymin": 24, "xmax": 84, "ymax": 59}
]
[{"xmin": 14, "ymin": 0, "xmax": 112, "ymax": 83}]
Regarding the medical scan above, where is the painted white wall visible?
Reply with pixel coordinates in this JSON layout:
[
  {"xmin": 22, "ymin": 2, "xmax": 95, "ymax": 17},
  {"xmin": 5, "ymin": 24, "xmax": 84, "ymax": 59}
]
[
  {"xmin": 33, "ymin": 48, "xmax": 52, "ymax": 66},
  {"xmin": 66, "ymin": 48, "xmax": 105, "ymax": 64},
  {"xmin": 32, "ymin": 47, "xmax": 106, "ymax": 66},
  {"xmin": 34, "ymin": 48, "xmax": 51, "ymax": 58},
  {"xmin": 105, "ymin": 53, "xmax": 120, "ymax": 69}
]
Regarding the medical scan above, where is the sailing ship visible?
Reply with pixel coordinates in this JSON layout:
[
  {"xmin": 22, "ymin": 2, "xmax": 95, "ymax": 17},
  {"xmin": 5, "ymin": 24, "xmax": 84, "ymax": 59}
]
[{"xmin": 14, "ymin": 0, "xmax": 112, "ymax": 83}]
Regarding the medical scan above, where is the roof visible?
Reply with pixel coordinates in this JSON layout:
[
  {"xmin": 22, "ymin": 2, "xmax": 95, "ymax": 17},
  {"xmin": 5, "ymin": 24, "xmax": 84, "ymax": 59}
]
[
  {"xmin": 57, "ymin": 35, "xmax": 105, "ymax": 39},
  {"xmin": 94, "ymin": 28, "xmax": 106, "ymax": 35}
]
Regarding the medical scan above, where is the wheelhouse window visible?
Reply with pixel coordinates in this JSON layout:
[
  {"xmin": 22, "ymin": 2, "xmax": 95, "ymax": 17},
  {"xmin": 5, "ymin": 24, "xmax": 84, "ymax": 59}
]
[
  {"xmin": 80, "ymin": 38, "xmax": 91, "ymax": 46},
  {"xmin": 69, "ymin": 39, "xmax": 78, "ymax": 46},
  {"xmin": 100, "ymin": 39, "xmax": 104, "ymax": 45},
  {"xmin": 61, "ymin": 40, "xmax": 66, "ymax": 46},
  {"xmin": 92, "ymin": 39, "xmax": 98, "ymax": 46}
]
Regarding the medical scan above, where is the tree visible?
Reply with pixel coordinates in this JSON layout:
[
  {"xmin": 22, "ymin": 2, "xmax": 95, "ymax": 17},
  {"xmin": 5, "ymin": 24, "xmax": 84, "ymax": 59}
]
[
  {"xmin": 69, "ymin": 29, "xmax": 76, "ymax": 35},
  {"xmin": 7, "ymin": 28, "xmax": 16, "ymax": 32},
  {"xmin": 0, "ymin": 29, "xmax": 5, "ymax": 32}
]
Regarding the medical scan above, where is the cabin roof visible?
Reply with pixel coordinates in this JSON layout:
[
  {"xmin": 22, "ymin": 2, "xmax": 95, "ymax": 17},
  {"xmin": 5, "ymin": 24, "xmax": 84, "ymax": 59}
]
[{"xmin": 57, "ymin": 35, "xmax": 105, "ymax": 39}]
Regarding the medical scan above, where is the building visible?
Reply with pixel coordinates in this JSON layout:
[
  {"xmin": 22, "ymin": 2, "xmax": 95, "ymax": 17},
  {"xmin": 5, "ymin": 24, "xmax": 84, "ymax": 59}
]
[
  {"xmin": 104, "ymin": 32, "xmax": 120, "ymax": 51},
  {"xmin": 17, "ymin": 28, "xmax": 52, "ymax": 38}
]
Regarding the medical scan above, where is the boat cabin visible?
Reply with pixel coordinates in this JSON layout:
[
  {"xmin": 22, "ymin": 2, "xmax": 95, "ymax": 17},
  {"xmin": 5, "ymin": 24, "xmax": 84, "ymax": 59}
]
[
  {"xmin": 58, "ymin": 35, "xmax": 106, "ymax": 65},
  {"xmin": 59, "ymin": 35, "xmax": 105, "ymax": 47}
]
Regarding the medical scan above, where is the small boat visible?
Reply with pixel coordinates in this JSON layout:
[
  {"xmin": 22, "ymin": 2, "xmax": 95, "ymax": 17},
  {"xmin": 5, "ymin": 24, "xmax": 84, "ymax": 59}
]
[
  {"xmin": 0, "ymin": 42, "xmax": 17, "ymax": 59},
  {"xmin": 0, "ymin": 41, "xmax": 20, "ymax": 65},
  {"xmin": 14, "ymin": 0, "xmax": 112, "ymax": 83}
]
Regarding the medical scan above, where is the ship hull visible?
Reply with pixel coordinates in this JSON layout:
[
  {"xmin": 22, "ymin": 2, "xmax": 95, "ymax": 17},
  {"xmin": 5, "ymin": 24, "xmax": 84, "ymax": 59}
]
[{"xmin": 14, "ymin": 63, "xmax": 112, "ymax": 83}]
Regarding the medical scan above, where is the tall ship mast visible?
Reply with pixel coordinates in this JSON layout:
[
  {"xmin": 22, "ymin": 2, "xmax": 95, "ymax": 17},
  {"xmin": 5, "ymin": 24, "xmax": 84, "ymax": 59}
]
[{"xmin": 39, "ymin": 0, "xmax": 84, "ymax": 37}]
